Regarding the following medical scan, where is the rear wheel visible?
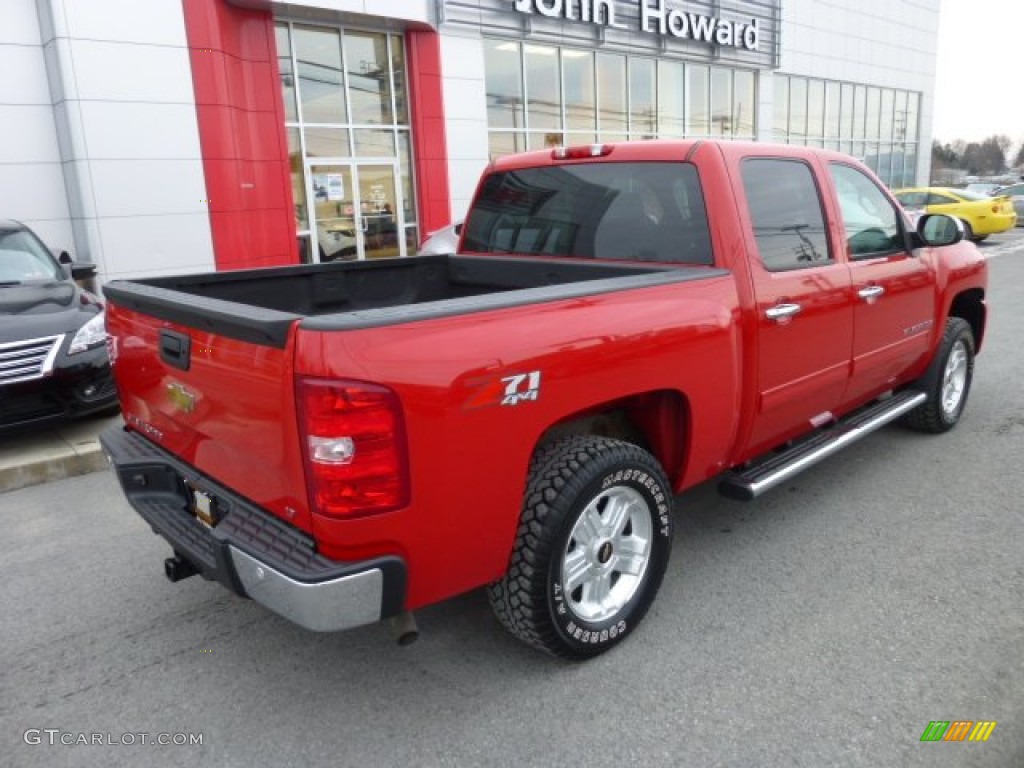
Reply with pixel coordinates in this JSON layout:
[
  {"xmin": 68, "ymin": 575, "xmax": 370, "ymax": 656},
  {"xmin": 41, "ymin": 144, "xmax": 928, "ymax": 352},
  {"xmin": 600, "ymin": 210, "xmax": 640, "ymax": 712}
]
[
  {"xmin": 488, "ymin": 436, "xmax": 674, "ymax": 659},
  {"xmin": 902, "ymin": 317, "xmax": 975, "ymax": 433},
  {"xmin": 959, "ymin": 219, "xmax": 974, "ymax": 241}
]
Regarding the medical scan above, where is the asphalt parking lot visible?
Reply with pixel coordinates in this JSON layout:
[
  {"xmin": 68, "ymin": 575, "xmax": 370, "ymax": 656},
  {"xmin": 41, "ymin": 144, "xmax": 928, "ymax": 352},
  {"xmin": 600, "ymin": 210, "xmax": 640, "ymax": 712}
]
[{"xmin": 1, "ymin": 228, "xmax": 1022, "ymax": 767}]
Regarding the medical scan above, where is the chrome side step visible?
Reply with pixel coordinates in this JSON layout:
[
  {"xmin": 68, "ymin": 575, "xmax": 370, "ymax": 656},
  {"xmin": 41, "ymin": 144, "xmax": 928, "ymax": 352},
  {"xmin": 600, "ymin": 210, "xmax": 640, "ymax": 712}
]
[{"xmin": 718, "ymin": 391, "xmax": 927, "ymax": 501}]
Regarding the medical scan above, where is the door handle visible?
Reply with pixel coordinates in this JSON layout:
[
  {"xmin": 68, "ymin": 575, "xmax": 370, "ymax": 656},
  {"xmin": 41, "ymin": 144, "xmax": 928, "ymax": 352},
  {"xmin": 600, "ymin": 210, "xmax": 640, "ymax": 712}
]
[
  {"xmin": 765, "ymin": 303, "xmax": 802, "ymax": 321},
  {"xmin": 858, "ymin": 285, "xmax": 885, "ymax": 300}
]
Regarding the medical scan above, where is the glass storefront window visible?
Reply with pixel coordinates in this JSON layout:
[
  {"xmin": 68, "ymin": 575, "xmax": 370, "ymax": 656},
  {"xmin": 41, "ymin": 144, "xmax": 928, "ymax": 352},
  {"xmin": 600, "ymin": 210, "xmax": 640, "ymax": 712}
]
[
  {"xmin": 774, "ymin": 76, "xmax": 789, "ymax": 141},
  {"xmin": 789, "ymin": 77, "xmax": 807, "ymax": 143},
  {"xmin": 658, "ymin": 60, "xmax": 684, "ymax": 137},
  {"xmin": 527, "ymin": 132, "xmax": 562, "ymax": 150},
  {"xmin": 304, "ymin": 127, "xmax": 350, "ymax": 157},
  {"xmin": 688, "ymin": 65, "xmax": 709, "ymax": 136},
  {"xmin": 397, "ymin": 131, "xmax": 416, "ymax": 222},
  {"xmin": 288, "ymin": 128, "xmax": 307, "ymax": 232},
  {"xmin": 853, "ymin": 85, "xmax": 866, "ymax": 140},
  {"xmin": 526, "ymin": 44, "xmax": 561, "ymax": 131},
  {"xmin": 597, "ymin": 53, "xmax": 627, "ymax": 134},
  {"xmin": 710, "ymin": 67, "xmax": 732, "ymax": 137},
  {"xmin": 280, "ymin": 22, "xmax": 415, "ymax": 261},
  {"xmin": 733, "ymin": 69, "xmax": 755, "ymax": 138},
  {"xmin": 841, "ymin": 83, "xmax": 854, "ymax": 138},
  {"xmin": 353, "ymin": 129, "xmax": 395, "ymax": 157},
  {"xmin": 485, "ymin": 41, "xmax": 524, "ymax": 129},
  {"xmin": 563, "ymin": 50, "xmax": 596, "ymax": 133},
  {"xmin": 904, "ymin": 145, "xmax": 918, "ymax": 186},
  {"xmin": 865, "ymin": 87, "xmax": 881, "ymax": 141},
  {"xmin": 488, "ymin": 131, "xmax": 525, "ymax": 158},
  {"xmin": 807, "ymin": 79, "xmax": 824, "ymax": 140},
  {"xmin": 277, "ymin": 25, "xmax": 298, "ymax": 122},
  {"xmin": 894, "ymin": 90, "xmax": 909, "ymax": 142},
  {"xmin": 825, "ymin": 81, "xmax": 840, "ymax": 140},
  {"xmin": 294, "ymin": 25, "xmax": 347, "ymax": 124},
  {"xmin": 391, "ymin": 35, "xmax": 409, "ymax": 125},
  {"xmin": 482, "ymin": 40, "xmax": 760, "ymax": 147},
  {"xmin": 879, "ymin": 88, "xmax": 894, "ymax": 143},
  {"xmin": 346, "ymin": 31, "xmax": 394, "ymax": 125},
  {"xmin": 630, "ymin": 58, "xmax": 656, "ymax": 138},
  {"xmin": 906, "ymin": 93, "xmax": 919, "ymax": 143}
]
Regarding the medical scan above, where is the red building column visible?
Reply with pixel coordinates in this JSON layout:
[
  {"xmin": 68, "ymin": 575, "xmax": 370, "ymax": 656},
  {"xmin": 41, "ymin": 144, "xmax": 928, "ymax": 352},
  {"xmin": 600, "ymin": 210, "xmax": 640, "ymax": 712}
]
[
  {"xmin": 405, "ymin": 30, "xmax": 452, "ymax": 240},
  {"xmin": 181, "ymin": 0, "xmax": 298, "ymax": 270}
]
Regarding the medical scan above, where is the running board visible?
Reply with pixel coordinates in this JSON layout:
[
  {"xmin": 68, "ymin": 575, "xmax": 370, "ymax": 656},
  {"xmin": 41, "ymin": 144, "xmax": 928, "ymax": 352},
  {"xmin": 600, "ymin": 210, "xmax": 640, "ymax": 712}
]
[{"xmin": 718, "ymin": 391, "xmax": 927, "ymax": 501}]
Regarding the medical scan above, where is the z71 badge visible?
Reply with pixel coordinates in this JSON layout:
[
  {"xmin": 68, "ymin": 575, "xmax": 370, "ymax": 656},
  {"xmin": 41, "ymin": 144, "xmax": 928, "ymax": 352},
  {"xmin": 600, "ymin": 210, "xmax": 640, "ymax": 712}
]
[{"xmin": 464, "ymin": 370, "xmax": 542, "ymax": 409}]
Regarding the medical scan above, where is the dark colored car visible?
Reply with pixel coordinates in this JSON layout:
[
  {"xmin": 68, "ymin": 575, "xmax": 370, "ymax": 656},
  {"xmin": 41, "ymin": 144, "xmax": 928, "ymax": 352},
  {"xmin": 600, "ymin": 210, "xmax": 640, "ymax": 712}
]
[{"xmin": 0, "ymin": 220, "xmax": 116, "ymax": 431}]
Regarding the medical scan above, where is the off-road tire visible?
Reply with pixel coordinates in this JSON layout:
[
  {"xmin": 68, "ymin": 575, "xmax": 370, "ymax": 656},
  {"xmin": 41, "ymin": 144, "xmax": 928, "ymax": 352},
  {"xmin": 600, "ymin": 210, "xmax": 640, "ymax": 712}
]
[
  {"xmin": 901, "ymin": 317, "xmax": 975, "ymax": 433},
  {"xmin": 488, "ymin": 436, "xmax": 673, "ymax": 659}
]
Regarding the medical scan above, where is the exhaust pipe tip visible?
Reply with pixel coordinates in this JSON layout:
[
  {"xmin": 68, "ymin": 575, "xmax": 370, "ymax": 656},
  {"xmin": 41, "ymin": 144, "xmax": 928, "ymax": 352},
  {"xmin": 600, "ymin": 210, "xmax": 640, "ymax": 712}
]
[
  {"xmin": 389, "ymin": 611, "xmax": 419, "ymax": 646},
  {"xmin": 164, "ymin": 554, "xmax": 198, "ymax": 583}
]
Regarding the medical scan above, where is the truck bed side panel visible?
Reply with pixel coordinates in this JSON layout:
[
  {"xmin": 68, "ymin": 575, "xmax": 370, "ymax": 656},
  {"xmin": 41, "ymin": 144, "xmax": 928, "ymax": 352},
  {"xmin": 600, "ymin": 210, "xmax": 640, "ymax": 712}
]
[{"xmin": 294, "ymin": 274, "xmax": 742, "ymax": 610}]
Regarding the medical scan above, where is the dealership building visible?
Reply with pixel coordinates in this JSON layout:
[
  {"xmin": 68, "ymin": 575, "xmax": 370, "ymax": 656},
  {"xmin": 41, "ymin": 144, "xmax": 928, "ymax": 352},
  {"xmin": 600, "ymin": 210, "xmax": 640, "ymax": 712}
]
[{"xmin": 1, "ymin": 0, "xmax": 940, "ymax": 281}]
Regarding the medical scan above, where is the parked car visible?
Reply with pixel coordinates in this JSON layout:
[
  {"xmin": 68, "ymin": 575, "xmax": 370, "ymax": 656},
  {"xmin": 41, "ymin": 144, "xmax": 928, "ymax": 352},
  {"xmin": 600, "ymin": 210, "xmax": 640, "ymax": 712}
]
[
  {"xmin": 0, "ymin": 220, "xmax": 116, "ymax": 431},
  {"xmin": 100, "ymin": 141, "xmax": 985, "ymax": 659},
  {"xmin": 991, "ymin": 182, "xmax": 1024, "ymax": 225},
  {"xmin": 417, "ymin": 221, "xmax": 463, "ymax": 255},
  {"xmin": 891, "ymin": 187, "xmax": 1017, "ymax": 241}
]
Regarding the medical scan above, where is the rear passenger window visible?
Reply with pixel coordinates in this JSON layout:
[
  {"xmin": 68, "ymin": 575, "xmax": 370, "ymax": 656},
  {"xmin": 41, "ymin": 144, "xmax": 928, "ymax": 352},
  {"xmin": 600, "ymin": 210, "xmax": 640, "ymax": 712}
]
[
  {"xmin": 829, "ymin": 164, "xmax": 903, "ymax": 258},
  {"xmin": 741, "ymin": 159, "xmax": 831, "ymax": 271},
  {"xmin": 461, "ymin": 162, "xmax": 713, "ymax": 265}
]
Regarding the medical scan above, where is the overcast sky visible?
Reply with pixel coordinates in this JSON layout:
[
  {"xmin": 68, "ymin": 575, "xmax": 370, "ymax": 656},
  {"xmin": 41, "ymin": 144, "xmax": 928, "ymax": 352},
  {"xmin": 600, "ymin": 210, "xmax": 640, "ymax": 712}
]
[{"xmin": 933, "ymin": 0, "xmax": 1023, "ymax": 144}]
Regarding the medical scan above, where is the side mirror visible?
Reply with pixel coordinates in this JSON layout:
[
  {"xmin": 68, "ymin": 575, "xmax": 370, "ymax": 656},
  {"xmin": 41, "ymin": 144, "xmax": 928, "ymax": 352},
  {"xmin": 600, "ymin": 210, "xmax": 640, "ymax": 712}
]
[
  {"xmin": 916, "ymin": 214, "xmax": 963, "ymax": 247},
  {"xmin": 57, "ymin": 251, "xmax": 72, "ymax": 265}
]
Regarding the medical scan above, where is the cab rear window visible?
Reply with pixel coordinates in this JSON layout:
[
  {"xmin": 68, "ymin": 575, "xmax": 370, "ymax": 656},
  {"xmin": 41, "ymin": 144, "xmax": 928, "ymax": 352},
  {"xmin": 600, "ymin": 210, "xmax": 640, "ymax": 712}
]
[{"xmin": 462, "ymin": 162, "xmax": 713, "ymax": 265}]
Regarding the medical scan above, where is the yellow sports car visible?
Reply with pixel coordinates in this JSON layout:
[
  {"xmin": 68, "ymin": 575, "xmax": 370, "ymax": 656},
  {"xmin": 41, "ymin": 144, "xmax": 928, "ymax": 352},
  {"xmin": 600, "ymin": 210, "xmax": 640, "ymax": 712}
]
[{"xmin": 892, "ymin": 187, "xmax": 1017, "ymax": 241}]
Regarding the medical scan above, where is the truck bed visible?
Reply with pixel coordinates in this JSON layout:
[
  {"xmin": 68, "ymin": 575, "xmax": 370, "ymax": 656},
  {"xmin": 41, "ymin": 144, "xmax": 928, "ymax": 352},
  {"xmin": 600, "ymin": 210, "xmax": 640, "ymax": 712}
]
[{"xmin": 102, "ymin": 255, "xmax": 722, "ymax": 347}]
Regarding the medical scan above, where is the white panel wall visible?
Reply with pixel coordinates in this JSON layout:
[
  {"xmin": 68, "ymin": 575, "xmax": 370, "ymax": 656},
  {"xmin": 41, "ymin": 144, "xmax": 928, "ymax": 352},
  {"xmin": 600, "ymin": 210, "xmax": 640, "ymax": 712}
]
[
  {"xmin": 235, "ymin": 0, "xmax": 433, "ymax": 25},
  {"xmin": 778, "ymin": 0, "xmax": 941, "ymax": 183},
  {"xmin": 0, "ymin": 0, "xmax": 71, "ymax": 253},
  {"xmin": 439, "ymin": 30, "xmax": 489, "ymax": 223},
  {"xmin": 36, "ymin": 0, "xmax": 215, "ymax": 283}
]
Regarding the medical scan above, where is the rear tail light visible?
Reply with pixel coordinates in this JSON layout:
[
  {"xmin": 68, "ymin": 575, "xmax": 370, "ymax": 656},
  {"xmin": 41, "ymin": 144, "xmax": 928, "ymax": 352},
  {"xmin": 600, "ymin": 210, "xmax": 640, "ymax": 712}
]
[{"xmin": 297, "ymin": 378, "xmax": 409, "ymax": 518}]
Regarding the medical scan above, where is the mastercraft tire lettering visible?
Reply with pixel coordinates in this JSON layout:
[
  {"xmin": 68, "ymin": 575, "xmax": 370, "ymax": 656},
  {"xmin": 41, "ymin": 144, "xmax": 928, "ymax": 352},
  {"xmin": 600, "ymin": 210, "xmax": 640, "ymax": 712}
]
[{"xmin": 488, "ymin": 436, "xmax": 673, "ymax": 659}]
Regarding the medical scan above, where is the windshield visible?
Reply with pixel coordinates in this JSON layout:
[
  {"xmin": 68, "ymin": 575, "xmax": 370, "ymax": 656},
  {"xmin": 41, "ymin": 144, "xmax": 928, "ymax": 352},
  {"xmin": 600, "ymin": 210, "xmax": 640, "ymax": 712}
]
[{"xmin": 0, "ymin": 228, "xmax": 63, "ymax": 283}]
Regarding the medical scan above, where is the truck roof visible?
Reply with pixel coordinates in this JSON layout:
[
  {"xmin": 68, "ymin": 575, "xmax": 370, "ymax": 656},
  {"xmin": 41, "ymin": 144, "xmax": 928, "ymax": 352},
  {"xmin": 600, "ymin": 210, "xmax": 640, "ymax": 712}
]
[{"xmin": 489, "ymin": 139, "xmax": 857, "ymax": 173}]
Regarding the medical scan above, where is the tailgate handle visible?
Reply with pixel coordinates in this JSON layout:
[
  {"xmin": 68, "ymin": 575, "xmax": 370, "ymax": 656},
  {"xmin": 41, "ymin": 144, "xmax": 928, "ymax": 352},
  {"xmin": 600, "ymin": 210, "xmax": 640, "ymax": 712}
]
[{"xmin": 159, "ymin": 329, "xmax": 191, "ymax": 371}]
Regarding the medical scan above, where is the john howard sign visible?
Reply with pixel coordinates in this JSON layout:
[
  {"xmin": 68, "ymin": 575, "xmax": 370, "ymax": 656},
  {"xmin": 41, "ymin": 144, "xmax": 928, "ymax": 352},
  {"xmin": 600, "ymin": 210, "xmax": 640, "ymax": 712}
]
[{"xmin": 513, "ymin": 0, "xmax": 762, "ymax": 51}]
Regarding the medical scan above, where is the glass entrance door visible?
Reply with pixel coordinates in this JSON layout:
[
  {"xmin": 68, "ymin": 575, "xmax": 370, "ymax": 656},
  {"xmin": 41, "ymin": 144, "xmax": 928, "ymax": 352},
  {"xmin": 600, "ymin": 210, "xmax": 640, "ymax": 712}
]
[
  {"xmin": 308, "ymin": 162, "xmax": 402, "ymax": 262},
  {"xmin": 356, "ymin": 165, "xmax": 400, "ymax": 260}
]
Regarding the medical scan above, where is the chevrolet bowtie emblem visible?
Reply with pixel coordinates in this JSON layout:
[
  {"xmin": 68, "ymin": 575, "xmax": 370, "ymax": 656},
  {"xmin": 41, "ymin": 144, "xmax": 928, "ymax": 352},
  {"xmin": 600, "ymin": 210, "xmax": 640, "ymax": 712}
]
[{"xmin": 167, "ymin": 382, "xmax": 197, "ymax": 414}]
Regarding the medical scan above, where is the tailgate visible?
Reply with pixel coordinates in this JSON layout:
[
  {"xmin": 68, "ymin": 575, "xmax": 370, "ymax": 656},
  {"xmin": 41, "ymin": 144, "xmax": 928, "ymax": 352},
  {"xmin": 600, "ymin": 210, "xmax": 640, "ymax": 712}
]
[{"xmin": 104, "ymin": 291, "xmax": 313, "ymax": 533}]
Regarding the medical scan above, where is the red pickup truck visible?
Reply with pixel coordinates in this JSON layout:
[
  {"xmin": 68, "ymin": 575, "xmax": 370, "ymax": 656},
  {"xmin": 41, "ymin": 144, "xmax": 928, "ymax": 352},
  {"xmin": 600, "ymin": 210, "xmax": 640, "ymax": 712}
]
[{"xmin": 101, "ymin": 140, "xmax": 987, "ymax": 659}]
